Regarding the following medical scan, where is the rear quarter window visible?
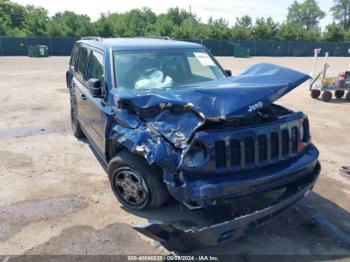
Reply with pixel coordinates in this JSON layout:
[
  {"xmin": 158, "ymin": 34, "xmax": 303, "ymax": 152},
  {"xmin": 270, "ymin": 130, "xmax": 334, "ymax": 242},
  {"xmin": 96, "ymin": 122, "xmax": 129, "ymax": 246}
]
[{"xmin": 69, "ymin": 46, "xmax": 79, "ymax": 68}]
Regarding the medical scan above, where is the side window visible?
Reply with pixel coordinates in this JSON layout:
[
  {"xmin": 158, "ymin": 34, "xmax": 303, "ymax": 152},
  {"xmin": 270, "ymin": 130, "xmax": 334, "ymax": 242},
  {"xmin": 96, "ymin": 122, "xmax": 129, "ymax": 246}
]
[
  {"xmin": 69, "ymin": 45, "xmax": 79, "ymax": 69},
  {"xmin": 77, "ymin": 47, "xmax": 89, "ymax": 78},
  {"xmin": 87, "ymin": 51, "xmax": 104, "ymax": 84}
]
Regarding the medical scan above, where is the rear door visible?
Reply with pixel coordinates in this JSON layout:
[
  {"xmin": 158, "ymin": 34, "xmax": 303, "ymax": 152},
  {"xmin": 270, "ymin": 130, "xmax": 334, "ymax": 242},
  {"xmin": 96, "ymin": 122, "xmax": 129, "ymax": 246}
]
[{"xmin": 73, "ymin": 45, "xmax": 90, "ymax": 131}]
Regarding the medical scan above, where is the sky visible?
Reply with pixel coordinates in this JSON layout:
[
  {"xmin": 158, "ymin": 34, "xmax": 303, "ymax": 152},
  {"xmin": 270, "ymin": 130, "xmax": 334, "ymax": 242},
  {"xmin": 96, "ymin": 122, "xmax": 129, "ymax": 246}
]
[{"xmin": 13, "ymin": 0, "xmax": 334, "ymax": 29}]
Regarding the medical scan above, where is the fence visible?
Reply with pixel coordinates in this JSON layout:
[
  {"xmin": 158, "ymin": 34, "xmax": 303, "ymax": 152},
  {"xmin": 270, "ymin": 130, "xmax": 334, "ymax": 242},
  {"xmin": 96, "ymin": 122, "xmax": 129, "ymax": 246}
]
[
  {"xmin": 0, "ymin": 36, "xmax": 349, "ymax": 57},
  {"xmin": 0, "ymin": 36, "xmax": 79, "ymax": 56},
  {"xmin": 188, "ymin": 39, "xmax": 350, "ymax": 57}
]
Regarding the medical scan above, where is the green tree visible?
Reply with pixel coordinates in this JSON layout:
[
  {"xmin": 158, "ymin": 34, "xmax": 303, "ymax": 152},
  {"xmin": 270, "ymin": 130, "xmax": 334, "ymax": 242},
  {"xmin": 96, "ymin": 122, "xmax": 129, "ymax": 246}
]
[
  {"xmin": 156, "ymin": 8, "xmax": 203, "ymax": 39},
  {"xmin": 166, "ymin": 7, "xmax": 194, "ymax": 27},
  {"xmin": 232, "ymin": 15, "xmax": 253, "ymax": 39},
  {"xmin": 253, "ymin": 17, "xmax": 279, "ymax": 40},
  {"xmin": 172, "ymin": 17, "xmax": 201, "ymax": 39},
  {"xmin": 0, "ymin": 1, "xmax": 10, "ymax": 35},
  {"xmin": 302, "ymin": 29, "xmax": 321, "ymax": 40},
  {"xmin": 107, "ymin": 13, "xmax": 128, "ymax": 37},
  {"xmin": 0, "ymin": 0, "xmax": 26, "ymax": 35},
  {"xmin": 278, "ymin": 22, "xmax": 304, "ymax": 40},
  {"xmin": 47, "ymin": 11, "xmax": 94, "ymax": 37},
  {"xmin": 287, "ymin": 0, "xmax": 325, "ymax": 30},
  {"xmin": 123, "ymin": 8, "xmax": 157, "ymax": 36},
  {"xmin": 323, "ymin": 22, "xmax": 345, "ymax": 41},
  {"xmin": 154, "ymin": 14, "xmax": 174, "ymax": 36},
  {"xmin": 23, "ymin": 5, "xmax": 49, "ymax": 36},
  {"xmin": 331, "ymin": 0, "xmax": 350, "ymax": 29},
  {"xmin": 95, "ymin": 14, "xmax": 114, "ymax": 37},
  {"xmin": 204, "ymin": 17, "xmax": 232, "ymax": 39},
  {"xmin": 0, "ymin": 16, "xmax": 9, "ymax": 35}
]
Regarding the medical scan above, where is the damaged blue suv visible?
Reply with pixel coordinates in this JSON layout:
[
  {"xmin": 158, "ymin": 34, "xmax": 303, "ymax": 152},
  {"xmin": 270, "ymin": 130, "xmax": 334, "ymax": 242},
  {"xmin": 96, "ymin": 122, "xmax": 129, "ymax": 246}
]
[{"xmin": 67, "ymin": 37, "xmax": 320, "ymax": 250}]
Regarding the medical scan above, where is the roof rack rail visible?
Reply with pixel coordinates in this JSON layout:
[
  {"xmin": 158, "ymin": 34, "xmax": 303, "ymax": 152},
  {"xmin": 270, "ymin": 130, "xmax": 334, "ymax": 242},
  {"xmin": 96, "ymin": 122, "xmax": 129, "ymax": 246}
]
[
  {"xmin": 81, "ymin": 37, "xmax": 102, "ymax": 41},
  {"xmin": 137, "ymin": 36, "xmax": 171, "ymax": 40}
]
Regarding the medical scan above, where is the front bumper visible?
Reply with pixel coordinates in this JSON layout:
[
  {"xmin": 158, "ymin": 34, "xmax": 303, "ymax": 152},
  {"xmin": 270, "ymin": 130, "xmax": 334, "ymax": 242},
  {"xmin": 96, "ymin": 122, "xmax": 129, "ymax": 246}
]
[
  {"xmin": 134, "ymin": 161, "xmax": 320, "ymax": 252},
  {"xmin": 168, "ymin": 144, "xmax": 319, "ymax": 208}
]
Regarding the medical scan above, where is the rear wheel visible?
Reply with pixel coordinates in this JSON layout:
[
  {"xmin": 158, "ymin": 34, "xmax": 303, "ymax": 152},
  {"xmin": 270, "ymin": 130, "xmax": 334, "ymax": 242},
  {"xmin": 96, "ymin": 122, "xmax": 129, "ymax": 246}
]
[
  {"xmin": 321, "ymin": 91, "xmax": 332, "ymax": 102},
  {"xmin": 108, "ymin": 151, "xmax": 169, "ymax": 210},
  {"xmin": 70, "ymin": 88, "xmax": 85, "ymax": 138},
  {"xmin": 335, "ymin": 90, "xmax": 345, "ymax": 99},
  {"xmin": 310, "ymin": 90, "xmax": 321, "ymax": 99}
]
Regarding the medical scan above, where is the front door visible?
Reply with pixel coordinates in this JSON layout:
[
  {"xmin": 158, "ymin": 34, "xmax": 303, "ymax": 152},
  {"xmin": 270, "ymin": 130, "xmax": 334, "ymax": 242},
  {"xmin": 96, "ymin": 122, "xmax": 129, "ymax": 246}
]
[{"xmin": 83, "ymin": 50, "xmax": 108, "ymax": 152}]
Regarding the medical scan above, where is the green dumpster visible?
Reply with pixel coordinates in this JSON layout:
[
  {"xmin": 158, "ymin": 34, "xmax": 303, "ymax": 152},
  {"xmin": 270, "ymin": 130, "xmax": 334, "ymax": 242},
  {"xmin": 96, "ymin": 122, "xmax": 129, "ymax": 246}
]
[
  {"xmin": 28, "ymin": 45, "xmax": 49, "ymax": 57},
  {"xmin": 234, "ymin": 46, "xmax": 250, "ymax": 58}
]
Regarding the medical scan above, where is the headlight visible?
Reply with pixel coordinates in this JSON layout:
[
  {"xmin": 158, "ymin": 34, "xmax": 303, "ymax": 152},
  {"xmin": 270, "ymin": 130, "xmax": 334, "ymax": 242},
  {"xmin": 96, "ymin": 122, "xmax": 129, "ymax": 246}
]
[{"xmin": 182, "ymin": 144, "xmax": 207, "ymax": 168}]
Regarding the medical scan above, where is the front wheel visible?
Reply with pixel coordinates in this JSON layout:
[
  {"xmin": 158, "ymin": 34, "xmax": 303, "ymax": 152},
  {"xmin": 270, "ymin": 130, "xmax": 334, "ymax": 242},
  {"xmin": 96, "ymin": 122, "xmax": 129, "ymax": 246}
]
[{"xmin": 108, "ymin": 151, "xmax": 169, "ymax": 210}]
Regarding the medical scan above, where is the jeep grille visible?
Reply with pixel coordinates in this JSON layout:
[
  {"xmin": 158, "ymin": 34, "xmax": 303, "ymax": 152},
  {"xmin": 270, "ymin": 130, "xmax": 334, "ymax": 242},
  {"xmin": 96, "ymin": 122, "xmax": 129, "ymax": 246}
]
[{"xmin": 214, "ymin": 125, "xmax": 299, "ymax": 170}]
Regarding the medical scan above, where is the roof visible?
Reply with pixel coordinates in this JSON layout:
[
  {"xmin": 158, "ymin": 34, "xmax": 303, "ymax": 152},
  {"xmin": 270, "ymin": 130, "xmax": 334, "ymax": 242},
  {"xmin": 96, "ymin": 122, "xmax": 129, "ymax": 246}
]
[{"xmin": 77, "ymin": 37, "xmax": 203, "ymax": 51}]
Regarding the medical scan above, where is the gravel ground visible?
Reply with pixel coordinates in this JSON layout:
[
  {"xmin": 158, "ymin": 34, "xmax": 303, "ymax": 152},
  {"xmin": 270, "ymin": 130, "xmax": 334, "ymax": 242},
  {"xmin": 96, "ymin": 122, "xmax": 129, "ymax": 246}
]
[{"xmin": 0, "ymin": 56, "xmax": 350, "ymax": 258}]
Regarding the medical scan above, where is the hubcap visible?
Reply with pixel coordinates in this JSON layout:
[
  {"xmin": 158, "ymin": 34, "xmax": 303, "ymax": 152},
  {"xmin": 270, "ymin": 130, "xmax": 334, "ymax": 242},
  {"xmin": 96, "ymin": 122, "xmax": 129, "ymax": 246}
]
[{"xmin": 113, "ymin": 167, "xmax": 148, "ymax": 207}]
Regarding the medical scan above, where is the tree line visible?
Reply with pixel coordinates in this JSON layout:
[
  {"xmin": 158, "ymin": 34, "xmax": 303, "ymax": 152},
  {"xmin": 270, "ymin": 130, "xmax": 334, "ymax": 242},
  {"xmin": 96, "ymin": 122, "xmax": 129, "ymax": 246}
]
[{"xmin": 1, "ymin": 0, "xmax": 350, "ymax": 41}]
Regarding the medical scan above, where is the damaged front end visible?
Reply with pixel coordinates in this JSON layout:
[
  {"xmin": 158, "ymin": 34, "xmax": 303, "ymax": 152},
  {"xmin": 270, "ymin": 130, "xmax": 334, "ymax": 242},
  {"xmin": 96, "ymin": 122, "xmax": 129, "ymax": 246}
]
[
  {"xmin": 109, "ymin": 63, "xmax": 315, "ymax": 199},
  {"xmin": 109, "ymin": 64, "xmax": 320, "ymax": 251},
  {"xmin": 134, "ymin": 162, "xmax": 320, "ymax": 252},
  {"xmin": 108, "ymin": 63, "xmax": 320, "ymax": 250}
]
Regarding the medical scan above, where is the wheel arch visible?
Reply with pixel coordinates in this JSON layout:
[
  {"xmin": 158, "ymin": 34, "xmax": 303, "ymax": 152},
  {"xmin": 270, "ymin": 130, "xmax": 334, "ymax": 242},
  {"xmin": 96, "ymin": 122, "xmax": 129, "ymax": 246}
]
[
  {"xmin": 105, "ymin": 139, "xmax": 167, "ymax": 183},
  {"xmin": 105, "ymin": 138, "xmax": 126, "ymax": 163}
]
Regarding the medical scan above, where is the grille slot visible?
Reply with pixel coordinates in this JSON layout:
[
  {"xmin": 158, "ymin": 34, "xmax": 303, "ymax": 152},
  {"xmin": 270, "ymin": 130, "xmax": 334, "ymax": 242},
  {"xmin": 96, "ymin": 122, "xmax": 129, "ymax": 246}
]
[
  {"xmin": 230, "ymin": 139, "xmax": 241, "ymax": 166},
  {"xmin": 245, "ymin": 137, "xmax": 255, "ymax": 164},
  {"xmin": 213, "ymin": 124, "xmax": 300, "ymax": 170},
  {"xmin": 282, "ymin": 129, "xmax": 289, "ymax": 155},
  {"xmin": 270, "ymin": 132, "xmax": 279, "ymax": 159},
  {"xmin": 215, "ymin": 141, "xmax": 226, "ymax": 168},
  {"xmin": 258, "ymin": 135, "xmax": 267, "ymax": 161}
]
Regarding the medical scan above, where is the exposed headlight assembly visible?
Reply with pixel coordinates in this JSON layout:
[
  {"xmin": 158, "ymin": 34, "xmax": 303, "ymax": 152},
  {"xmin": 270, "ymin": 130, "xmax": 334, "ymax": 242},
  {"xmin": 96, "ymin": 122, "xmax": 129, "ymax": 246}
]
[
  {"xmin": 302, "ymin": 117, "xmax": 311, "ymax": 143},
  {"xmin": 182, "ymin": 143, "xmax": 207, "ymax": 168},
  {"xmin": 299, "ymin": 117, "xmax": 311, "ymax": 152}
]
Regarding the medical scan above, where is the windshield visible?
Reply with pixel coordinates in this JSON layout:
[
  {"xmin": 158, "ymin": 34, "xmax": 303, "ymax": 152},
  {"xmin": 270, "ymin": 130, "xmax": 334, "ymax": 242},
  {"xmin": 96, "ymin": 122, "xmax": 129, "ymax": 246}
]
[{"xmin": 113, "ymin": 49, "xmax": 225, "ymax": 90}]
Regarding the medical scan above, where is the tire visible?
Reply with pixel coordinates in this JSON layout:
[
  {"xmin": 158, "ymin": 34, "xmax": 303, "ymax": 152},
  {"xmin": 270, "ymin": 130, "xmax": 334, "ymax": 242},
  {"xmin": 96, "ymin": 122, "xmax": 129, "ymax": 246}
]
[
  {"xmin": 346, "ymin": 92, "xmax": 350, "ymax": 101},
  {"xmin": 310, "ymin": 90, "xmax": 321, "ymax": 99},
  {"xmin": 108, "ymin": 151, "xmax": 169, "ymax": 210},
  {"xmin": 70, "ymin": 88, "xmax": 85, "ymax": 138},
  {"xmin": 321, "ymin": 91, "xmax": 332, "ymax": 102},
  {"xmin": 335, "ymin": 90, "xmax": 345, "ymax": 99}
]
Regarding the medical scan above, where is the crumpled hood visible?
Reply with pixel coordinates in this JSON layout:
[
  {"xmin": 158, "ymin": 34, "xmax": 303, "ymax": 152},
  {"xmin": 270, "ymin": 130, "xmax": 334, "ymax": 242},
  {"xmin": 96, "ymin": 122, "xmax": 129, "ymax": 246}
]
[{"xmin": 114, "ymin": 63, "xmax": 310, "ymax": 147}]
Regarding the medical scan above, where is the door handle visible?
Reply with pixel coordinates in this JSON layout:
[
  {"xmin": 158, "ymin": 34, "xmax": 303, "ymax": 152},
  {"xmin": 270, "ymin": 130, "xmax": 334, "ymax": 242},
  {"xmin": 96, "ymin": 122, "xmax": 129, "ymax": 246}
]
[{"xmin": 80, "ymin": 94, "xmax": 87, "ymax": 100}]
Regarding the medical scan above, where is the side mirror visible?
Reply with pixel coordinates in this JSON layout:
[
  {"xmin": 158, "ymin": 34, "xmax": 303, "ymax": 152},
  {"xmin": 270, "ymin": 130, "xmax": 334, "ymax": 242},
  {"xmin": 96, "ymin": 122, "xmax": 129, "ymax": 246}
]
[
  {"xmin": 87, "ymin": 78, "xmax": 102, "ymax": 97},
  {"xmin": 225, "ymin": 69, "xmax": 232, "ymax": 77}
]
